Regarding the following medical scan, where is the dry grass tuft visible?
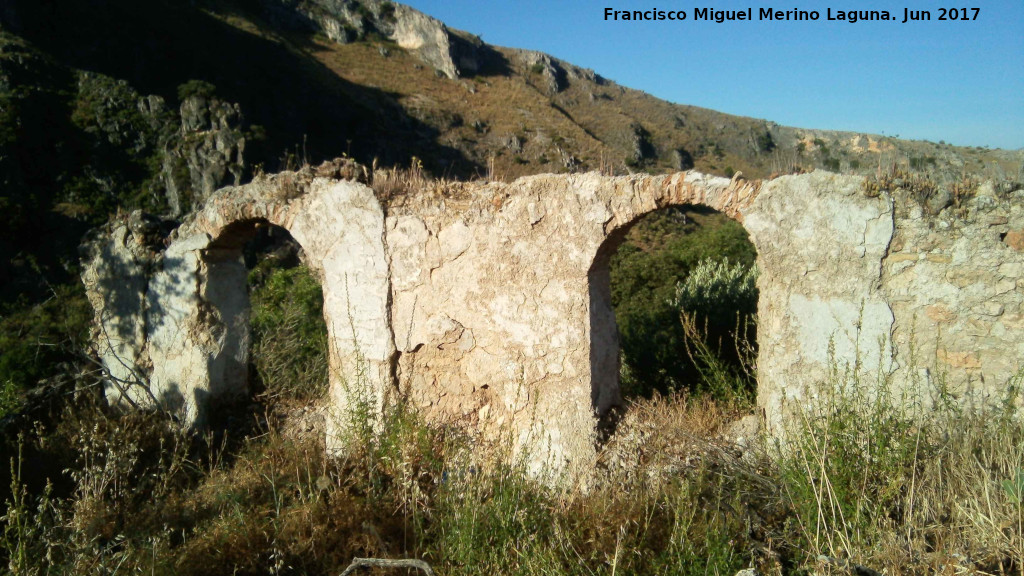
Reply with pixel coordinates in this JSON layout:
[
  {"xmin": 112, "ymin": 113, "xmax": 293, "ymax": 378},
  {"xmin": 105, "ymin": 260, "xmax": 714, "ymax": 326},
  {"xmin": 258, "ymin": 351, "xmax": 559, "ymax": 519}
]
[{"xmin": 599, "ymin": 392, "xmax": 754, "ymax": 486}]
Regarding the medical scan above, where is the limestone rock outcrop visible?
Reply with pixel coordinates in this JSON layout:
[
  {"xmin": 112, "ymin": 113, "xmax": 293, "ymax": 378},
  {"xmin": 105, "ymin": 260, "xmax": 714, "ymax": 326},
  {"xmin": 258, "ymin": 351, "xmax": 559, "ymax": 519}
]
[
  {"xmin": 273, "ymin": 0, "xmax": 483, "ymax": 79},
  {"xmin": 162, "ymin": 93, "xmax": 248, "ymax": 216},
  {"xmin": 67, "ymin": 72, "xmax": 249, "ymax": 218},
  {"xmin": 515, "ymin": 51, "xmax": 568, "ymax": 94}
]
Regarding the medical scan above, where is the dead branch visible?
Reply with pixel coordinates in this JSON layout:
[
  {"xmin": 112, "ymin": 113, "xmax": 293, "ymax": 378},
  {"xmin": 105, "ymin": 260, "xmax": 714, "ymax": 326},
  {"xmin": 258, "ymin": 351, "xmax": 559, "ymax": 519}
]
[{"xmin": 339, "ymin": 557, "xmax": 435, "ymax": 576}]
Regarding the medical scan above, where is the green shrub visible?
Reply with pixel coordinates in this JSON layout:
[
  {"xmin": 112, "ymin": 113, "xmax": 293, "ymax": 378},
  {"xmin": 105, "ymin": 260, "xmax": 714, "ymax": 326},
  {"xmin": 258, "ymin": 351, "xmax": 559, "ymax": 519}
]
[
  {"xmin": 176, "ymin": 79, "xmax": 217, "ymax": 102},
  {"xmin": 755, "ymin": 130, "xmax": 775, "ymax": 153},
  {"xmin": 351, "ymin": 0, "xmax": 374, "ymax": 22},
  {"xmin": 610, "ymin": 208, "xmax": 757, "ymax": 397},
  {"xmin": 0, "ymin": 282, "xmax": 92, "ymax": 392},
  {"xmin": 669, "ymin": 258, "xmax": 758, "ymax": 401},
  {"xmin": 0, "ymin": 380, "xmax": 20, "ymax": 420},
  {"xmin": 379, "ymin": 1, "xmax": 397, "ymax": 23},
  {"xmin": 672, "ymin": 257, "xmax": 758, "ymax": 325},
  {"xmin": 249, "ymin": 264, "xmax": 328, "ymax": 403}
]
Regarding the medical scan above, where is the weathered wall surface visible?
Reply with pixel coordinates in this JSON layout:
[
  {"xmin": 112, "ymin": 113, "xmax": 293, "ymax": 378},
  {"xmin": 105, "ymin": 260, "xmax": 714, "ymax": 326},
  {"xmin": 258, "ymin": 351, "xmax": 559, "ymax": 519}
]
[
  {"xmin": 743, "ymin": 173, "xmax": 898, "ymax": 432},
  {"xmin": 746, "ymin": 173, "xmax": 1024, "ymax": 433},
  {"xmin": 385, "ymin": 171, "xmax": 759, "ymax": 467},
  {"xmin": 83, "ymin": 162, "xmax": 393, "ymax": 430},
  {"xmin": 883, "ymin": 185, "xmax": 1024, "ymax": 407},
  {"xmin": 83, "ymin": 164, "xmax": 1024, "ymax": 470}
]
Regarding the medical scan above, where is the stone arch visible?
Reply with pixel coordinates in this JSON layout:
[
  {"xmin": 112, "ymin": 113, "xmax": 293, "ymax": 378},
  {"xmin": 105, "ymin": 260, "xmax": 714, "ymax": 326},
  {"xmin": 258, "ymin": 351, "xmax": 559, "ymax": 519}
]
[
  {"xmin": 86, "ymin": 175, "xmax": 393, "ymax": 444},
  {"xmin": 379, "ymin": 172, "xmax": 767, "ymax": 470},
  {"xmin": 183, "ymin": 178, "xmax": 395, "ymax": 445},
  {"xmin": 202, "ymin": 218, "xmax": 316, "ymax": 414},
  {"xmin": 140, "ymin": 215, "xmax": 317, "ymax": 425},
  {"xmin": 585, "ymin": 173, "xmax": 763, "ymax": 426},
  {"xmin": 95, "ymin": 165, "xmax": 1019, "ymax": 477}
]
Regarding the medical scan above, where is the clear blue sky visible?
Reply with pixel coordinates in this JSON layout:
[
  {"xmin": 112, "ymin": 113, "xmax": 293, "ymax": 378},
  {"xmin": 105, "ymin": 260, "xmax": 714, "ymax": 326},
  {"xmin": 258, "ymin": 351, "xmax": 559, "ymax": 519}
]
[{"xmin": 403, "ymin": 0, "xmax": 1024, "ymax": 150}]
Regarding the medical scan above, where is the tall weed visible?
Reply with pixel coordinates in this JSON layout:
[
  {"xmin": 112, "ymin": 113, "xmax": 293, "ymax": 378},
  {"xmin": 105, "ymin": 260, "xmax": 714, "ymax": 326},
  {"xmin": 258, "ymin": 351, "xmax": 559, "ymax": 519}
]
[{"xmin": 778, "ymin": 353, "xmax": 1024, "ymax": 573}]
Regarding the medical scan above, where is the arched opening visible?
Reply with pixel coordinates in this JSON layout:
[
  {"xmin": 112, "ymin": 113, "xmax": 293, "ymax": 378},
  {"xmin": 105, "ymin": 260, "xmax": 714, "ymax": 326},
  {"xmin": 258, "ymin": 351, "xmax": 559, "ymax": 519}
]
[
  {"xmin": 243, "ymin": 225, "xmax": 329, "ymax": 407},
  {"xmin": 591, "ymin": 204, "xmax": 759, "ymax": 428},
  {"xmin": 200, "ymin": 219, "xmax": 329, "ymax": 425}
]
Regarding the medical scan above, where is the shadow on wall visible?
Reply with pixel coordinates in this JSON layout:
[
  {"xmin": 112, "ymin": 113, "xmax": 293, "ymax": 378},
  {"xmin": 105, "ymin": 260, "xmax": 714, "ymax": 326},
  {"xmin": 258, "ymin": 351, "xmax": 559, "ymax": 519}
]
[
  {"xmin": 203, "ymin": 219, "xmax": 332, "ymax": 419},
  {"xmin": 588, "ymin": 224, "xmax": 629, "ymax": 432},
  {"xmin": 97, "ymin": 216, "xmax": 330, "ymax": 425},
  {"xmin": 199, "ymin": 220, "xmax": 312, "ymax": 416}
]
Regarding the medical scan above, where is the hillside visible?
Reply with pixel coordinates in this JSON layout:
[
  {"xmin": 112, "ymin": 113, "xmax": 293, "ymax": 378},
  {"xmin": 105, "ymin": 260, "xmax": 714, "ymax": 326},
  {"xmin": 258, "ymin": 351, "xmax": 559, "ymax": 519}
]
[
  {"xmin": 4, "ymin": 0, "xmax": 1022, "ymax": 189},
  {"xmin": 225, "ymin": 0, "xmax": 1024, "ymax": 184}
]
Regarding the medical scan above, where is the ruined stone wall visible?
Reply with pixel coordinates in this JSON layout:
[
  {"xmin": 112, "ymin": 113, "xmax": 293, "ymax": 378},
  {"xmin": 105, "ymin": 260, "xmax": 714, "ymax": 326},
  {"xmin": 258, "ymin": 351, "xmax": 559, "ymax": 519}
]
[
  {"xmin": 743, "ymin": 173, "xmax": 898, "ymax": 432},
  {"xmin": 883, "ymin": 185, "xmax": 1024, "ymax": 407},
  {"xmin": 82, "ymin": 164, "xmax": 1024, "ymax": 470},
  {"xmin": 384, "ymin": 171, "xmax": 760, "ymax": 469},
  {"xmin": 83, "ymin": 163, "xmax": 394, "ymax": 430},
  {"xmin": 746, "ymin": 175, "xmax": 1024, "ymax": 433}
]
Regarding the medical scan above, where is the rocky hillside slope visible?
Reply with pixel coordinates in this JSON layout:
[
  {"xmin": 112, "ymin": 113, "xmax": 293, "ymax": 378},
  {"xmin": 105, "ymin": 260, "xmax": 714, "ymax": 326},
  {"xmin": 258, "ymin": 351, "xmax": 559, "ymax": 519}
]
[
  {"xmin": 4, "ymin": 0, "xmax": 1021, "ymax": 190},
  {"xmin": 275, "ymin": 0, "xmax": 1024, "ymax": 183}
]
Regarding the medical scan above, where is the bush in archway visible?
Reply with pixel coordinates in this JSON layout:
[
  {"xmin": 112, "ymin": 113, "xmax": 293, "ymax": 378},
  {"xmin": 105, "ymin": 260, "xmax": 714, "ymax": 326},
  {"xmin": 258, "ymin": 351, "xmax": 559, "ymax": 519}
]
[
  {"xmin": 249, "ymin": 264, "xmax": 329, "ymax": 403},
  {"xmin": 673, "ymin": 258, "xmax": 758, "ymax": 401},
  {"xmin": 610, "ymin": 208, "xmax": 757, "ymax": 399}
]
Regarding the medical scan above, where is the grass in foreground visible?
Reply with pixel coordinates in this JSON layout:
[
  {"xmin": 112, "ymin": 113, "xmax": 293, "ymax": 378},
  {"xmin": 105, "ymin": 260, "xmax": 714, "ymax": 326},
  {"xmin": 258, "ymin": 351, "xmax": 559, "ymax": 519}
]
[
  {"xmin": 0, "ymin": 266, "xmax": 1021, "ymax": 576},
  {"xmin": 1, "ymin": 360, "xmax": 1021, "ymax": 575}
]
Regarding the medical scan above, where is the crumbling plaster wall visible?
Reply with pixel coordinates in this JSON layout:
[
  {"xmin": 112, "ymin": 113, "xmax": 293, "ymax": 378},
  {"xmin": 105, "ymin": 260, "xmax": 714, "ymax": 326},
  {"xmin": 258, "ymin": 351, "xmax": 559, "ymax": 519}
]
[
  {"xmin": 743, "ymin": 173, "xmax": 898, "ymax": 433},
  {"xmin": 882, "ymin": 185, "xmax": 1024, "ymax": 406},
  {"xmin": 83, "ymin": 165, "xmax": 1024, "ymax": 470},
  {"xmin": 84, "ymin": 167, "xmax": 393, "ymax": 430},
  {"xmin": 385, "ymin": 171, "xmax": 762, "ymax": 468},
  {"xmin": 747, "ymin": 174, "xmax": 1024, "ymax": 434}
]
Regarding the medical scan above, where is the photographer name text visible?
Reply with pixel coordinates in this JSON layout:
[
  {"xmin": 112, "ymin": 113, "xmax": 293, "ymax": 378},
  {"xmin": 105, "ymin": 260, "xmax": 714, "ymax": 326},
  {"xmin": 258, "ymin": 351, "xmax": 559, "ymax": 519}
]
[{"xmin": 603, "ymin": 7, "xmax": 980, "ymax": 24}]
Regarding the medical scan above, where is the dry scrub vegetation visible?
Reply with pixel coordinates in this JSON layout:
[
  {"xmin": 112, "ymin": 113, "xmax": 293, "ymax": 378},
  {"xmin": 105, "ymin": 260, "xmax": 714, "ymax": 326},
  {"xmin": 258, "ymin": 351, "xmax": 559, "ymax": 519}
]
[{"xmin": 1, "ymin": 350, "xmax": 1021, "ymax": 575}]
